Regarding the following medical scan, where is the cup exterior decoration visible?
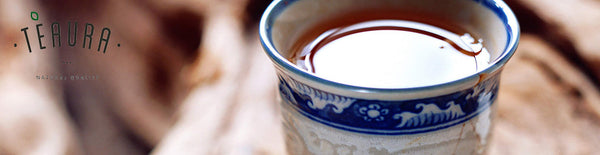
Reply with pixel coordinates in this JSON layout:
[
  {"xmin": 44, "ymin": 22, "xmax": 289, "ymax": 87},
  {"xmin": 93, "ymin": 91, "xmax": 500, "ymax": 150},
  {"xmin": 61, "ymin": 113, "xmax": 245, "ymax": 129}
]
[{"xmin": 260, "ymin": 0, "xmax": 520, "ymax": 154}]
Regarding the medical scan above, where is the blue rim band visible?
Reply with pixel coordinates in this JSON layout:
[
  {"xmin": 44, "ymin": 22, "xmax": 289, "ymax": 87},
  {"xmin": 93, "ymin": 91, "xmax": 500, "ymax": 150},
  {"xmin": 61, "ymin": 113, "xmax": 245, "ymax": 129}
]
[{"xmin": 259, "ymin": 0, "xmax": 520, "ymax": 94}]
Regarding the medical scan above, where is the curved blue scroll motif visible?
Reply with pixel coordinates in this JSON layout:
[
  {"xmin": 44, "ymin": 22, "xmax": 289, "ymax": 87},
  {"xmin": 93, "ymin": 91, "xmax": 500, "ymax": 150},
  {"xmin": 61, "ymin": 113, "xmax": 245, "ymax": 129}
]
[
  {"xmin": 393, "ymin": 102, "xmax": 465, "ymax": 128},
  {"xmin": 277, "ymin": 74, "xmax": 500, "ymax": 135}
]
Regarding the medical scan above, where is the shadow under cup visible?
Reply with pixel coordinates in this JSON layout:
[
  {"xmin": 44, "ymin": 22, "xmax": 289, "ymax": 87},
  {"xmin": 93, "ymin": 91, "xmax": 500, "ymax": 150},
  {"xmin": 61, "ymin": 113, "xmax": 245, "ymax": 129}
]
[{"xmin": 260, "ymin": 0, "xmax": 519, "ymax": 154}]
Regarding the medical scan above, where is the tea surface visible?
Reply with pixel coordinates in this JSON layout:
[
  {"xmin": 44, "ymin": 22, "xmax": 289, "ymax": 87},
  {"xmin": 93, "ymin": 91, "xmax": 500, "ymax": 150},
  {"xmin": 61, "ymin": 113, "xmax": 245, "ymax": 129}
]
[{"xmin": 289, "ymin": 14, "xmax": 490, "ymax": 88}]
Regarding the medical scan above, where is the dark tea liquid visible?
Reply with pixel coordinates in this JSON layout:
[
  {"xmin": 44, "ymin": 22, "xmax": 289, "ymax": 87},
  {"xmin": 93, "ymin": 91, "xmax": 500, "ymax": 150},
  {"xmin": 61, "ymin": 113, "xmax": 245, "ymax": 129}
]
[{"xmin": 289, "ymin": 11, "xmax": 491, "ymax": 88}]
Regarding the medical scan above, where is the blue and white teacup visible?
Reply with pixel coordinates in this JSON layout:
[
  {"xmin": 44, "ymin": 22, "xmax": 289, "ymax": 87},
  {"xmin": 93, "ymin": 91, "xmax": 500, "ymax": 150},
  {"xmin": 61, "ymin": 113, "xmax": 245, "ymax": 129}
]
[{"xmin": 260, "ymin": 0, "xmax": 519, "ymax": 154}]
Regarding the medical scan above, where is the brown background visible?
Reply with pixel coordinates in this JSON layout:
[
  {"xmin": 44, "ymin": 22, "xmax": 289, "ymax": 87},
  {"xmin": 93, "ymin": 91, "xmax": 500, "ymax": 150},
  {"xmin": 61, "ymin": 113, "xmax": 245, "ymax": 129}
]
[{"xmin": 0, "ymin": 0, "xmax": 599, "ymax": 154}]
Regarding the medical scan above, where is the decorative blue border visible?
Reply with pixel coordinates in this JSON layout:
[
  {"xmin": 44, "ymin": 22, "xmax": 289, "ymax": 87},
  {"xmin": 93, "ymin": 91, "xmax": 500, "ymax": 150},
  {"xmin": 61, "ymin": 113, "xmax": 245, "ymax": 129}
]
[
  {"xmin": 260, "ymin": 0, "xmax": 517, "ymax": 135},
  {"xmin": 278, "ymin": 73, "xmax": 500, "ymax": 135}
]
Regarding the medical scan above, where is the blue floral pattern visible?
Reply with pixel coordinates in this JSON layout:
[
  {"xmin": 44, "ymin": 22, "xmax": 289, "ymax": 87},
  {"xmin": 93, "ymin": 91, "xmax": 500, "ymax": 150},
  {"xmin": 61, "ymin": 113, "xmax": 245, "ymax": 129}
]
[
  {"xmin": 358, "ymin": 104, "xmax": 389, "ymax": 122},
  {"xmin": 277, "ymin": 73, "xmax": 499, "ymax": 135}
]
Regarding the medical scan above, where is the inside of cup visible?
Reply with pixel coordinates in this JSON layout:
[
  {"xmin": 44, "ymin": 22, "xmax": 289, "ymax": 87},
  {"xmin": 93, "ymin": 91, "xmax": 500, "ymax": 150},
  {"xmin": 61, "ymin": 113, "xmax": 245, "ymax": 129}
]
[{"xmin": 269, "ymin": 0, "xmax": 509, "ymax": 67}]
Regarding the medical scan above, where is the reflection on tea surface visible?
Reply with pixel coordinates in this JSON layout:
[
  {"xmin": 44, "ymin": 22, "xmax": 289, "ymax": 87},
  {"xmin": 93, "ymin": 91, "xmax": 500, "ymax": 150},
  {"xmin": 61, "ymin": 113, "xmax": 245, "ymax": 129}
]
[{"xmin": 291, "ymin": 19, "xmax": 490, "ymax": 88}]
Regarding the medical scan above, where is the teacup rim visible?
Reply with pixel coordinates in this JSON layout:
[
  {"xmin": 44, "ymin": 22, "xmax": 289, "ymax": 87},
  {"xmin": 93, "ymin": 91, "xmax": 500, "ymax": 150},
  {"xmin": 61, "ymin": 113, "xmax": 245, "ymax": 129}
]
[{"xmin": 259, "ymin": 0, "xmax": 520, "ymax": 94}]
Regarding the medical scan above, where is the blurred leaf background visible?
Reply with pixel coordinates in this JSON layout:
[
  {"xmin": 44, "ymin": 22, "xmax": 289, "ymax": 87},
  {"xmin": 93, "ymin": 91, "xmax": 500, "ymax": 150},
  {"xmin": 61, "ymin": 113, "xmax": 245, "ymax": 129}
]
[{"xmin": 0, "ymin": 0, "xmax": 599, "ymax": 154}]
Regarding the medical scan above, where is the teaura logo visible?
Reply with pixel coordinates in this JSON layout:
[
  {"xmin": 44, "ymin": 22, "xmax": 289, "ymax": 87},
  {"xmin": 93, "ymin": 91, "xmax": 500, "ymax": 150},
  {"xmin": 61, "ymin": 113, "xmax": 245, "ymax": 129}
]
[{"xmin": 16, "ymin": 11, "xmax": 117, "ymax": 53}]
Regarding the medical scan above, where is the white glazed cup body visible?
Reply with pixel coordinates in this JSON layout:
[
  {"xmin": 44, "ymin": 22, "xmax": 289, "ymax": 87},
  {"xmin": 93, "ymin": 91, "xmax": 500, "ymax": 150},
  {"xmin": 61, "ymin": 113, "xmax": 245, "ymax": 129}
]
[{"xmin": 259, "ymin": 0, "xmax": 520, "ymax": 154}]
